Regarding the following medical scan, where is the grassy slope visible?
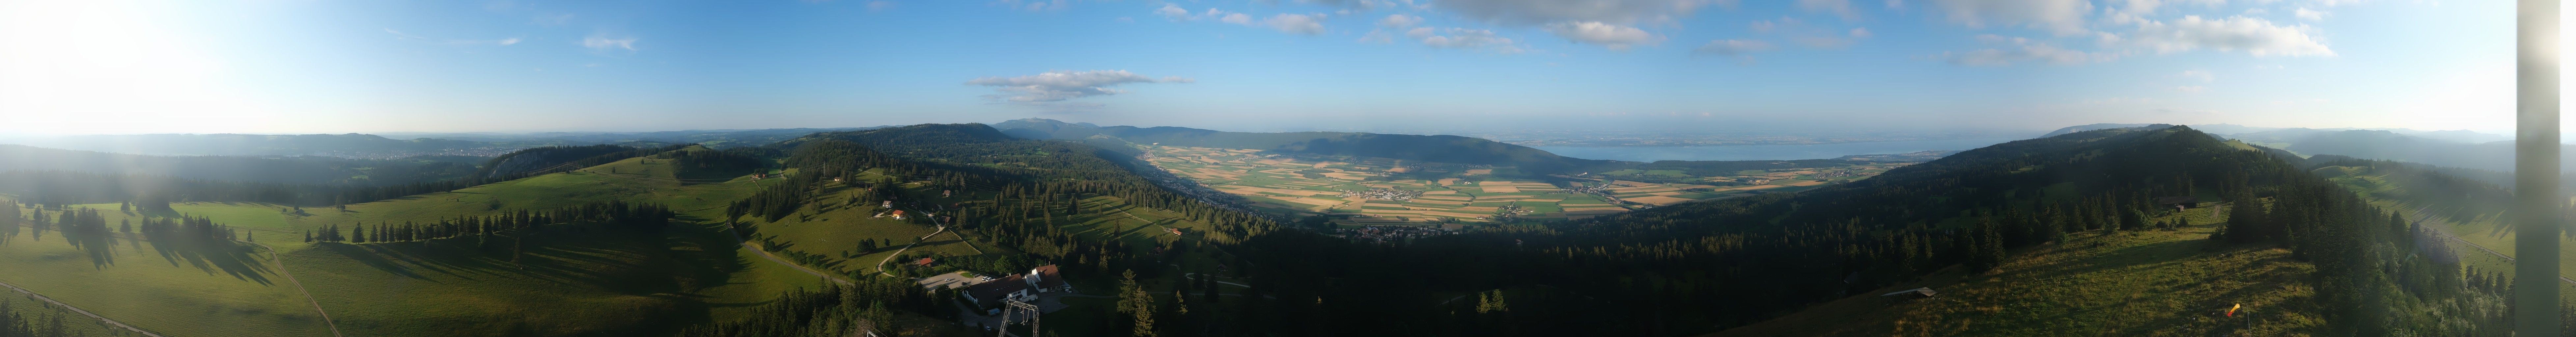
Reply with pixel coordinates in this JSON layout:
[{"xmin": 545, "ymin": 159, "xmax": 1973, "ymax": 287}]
[
  {"xmin": 2315, "ymin": 165, "xmax": 2576, "ymax": 302},
  {"xmin": 0, "ymin": 230, "xmax": 331, "ymax": 337},
  {"xmin": 0, "ymin": 292, "xmax": 126, "ymax": 337},
  {"xmin": 1709, "ymin": 206, "xmax": 2328, "ymax": 337},
  {"xmin": 0, "ymin": 152, "xmax": 836, "ymax": 337}
]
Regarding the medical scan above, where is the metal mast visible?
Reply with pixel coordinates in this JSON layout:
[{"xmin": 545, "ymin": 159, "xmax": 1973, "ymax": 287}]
[{"xmin": 2516, "ymin": 0, "xmax": 2562, "ymax": 335}]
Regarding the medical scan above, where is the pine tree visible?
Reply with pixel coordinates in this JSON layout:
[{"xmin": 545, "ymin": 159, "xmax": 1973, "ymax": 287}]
[{"xmin": 1117, "ymin": 270, "xmax": 1159, "ymax": 337}]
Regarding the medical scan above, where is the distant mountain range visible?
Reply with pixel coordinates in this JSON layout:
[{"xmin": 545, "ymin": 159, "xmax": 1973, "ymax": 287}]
[
  {"xmin": 2030, "ymin": 122, "xmax": 2576, "ymax": 173},
  {"xmin": 377, "ymin": 127, "xmax": 894, "ymax": 146},
  {"xmin": 0, "ymin": 127, "xmax": 898, "ymax": 159}
]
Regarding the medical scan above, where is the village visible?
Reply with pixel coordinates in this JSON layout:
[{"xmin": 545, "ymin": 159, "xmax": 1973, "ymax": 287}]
[{"xmin": 1333, "ymin": 225, "xmax": 1459, "ymax": 244}]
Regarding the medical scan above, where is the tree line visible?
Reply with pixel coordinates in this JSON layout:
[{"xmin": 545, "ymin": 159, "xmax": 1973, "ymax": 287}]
[{"xmin": 303, "ymin": 201, "xmax": 673, "ymax": 244}]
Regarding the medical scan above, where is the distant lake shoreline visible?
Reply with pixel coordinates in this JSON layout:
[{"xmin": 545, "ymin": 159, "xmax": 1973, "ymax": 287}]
[{"xmin": 1536, "ymin": 137, "xmax": 2026, "ymax": 162}]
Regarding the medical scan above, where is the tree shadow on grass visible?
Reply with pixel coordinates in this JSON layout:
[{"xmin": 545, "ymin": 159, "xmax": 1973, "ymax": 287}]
[
  {"xmin": 313, "ymin": 242, "xmax": 431, "ymax": 281},
  {"xmin": 134, "ymin": 235, "xmax": 276, "ymax": 286}
]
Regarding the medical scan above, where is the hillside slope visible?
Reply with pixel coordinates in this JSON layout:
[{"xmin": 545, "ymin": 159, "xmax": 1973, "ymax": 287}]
[
  {"xmin": 0, "ymin": 147, "xmax": 881, "ymax": 337},
  {"xmin": 1201, "ymin": 125, "xmax": 2482, "ymax": 336}
]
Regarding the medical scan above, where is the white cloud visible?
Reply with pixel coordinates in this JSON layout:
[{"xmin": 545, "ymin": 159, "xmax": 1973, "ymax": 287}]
[
  {"xmin": 1264, "ymin": 13, "xmax": 1328, "ymax": 35},
  {"xmin": 582, "ymin": 36, "xmax": 638, "ymax": 51},
  {"xmin": 1434, "ymin": 0, "xmax": 1712, "ymax": 25},
  {"xmin": 1221, "ymin": 13, "xmax": 1254, "ymax": 24},
  {"xmin": 2123, "ymin": 15, "xmax": 2334, "ymax": 56},
  {"xmin": 2172, "ymin": 85, "xmax": 2206, "ymax": 92},
  {"xmin": 1693, "ymin": 39, "xmax": 1776, "ymax": 56},
  {"xmin": 1543, "ymin": 21, "xmax": 1661, "ymax": 50},
  {"xmin": 2294, "ymin": 7, "xmax": 2326, "ymax": 21},
  {"xmin": 1941, "ymin": 41, "xmax": 2114, "ymax": 66},
  {"xmin": 1850, "ymin": 27, "xmax": 1872, "ymax": 38},
  {"xmin": 1927, "ymin": 0, "xmax": 2092, "ymax": 36},
  {"xmin": 1800, "ymin": 0, "xmax": 1860, "ymax": 20},
  {"xmin": 1380, "ymin": 14, "xmax": 1423, "ymax": 28},
  {"xmin": 1750, "ymin": 20, "xmax": 1778, "ymax": 32},
  {"xmin": 2177, "ymin": 69, "xmax": 2213, "ymax": 82},
  {"xmin": 2241, "ymin": 8, "xmax": 2268, "ymax": 16},
  {"xmin": 868, "ymin": 1, "xmax": 897, "ymax": 11},
  {"xmin": 1404, "ymin": 27, "xmax": 1526, "ymax": 53},
  {"xmin": 965, "ymin": 70, "xmax": 1191, "ymax": 103},
  {"xmin": 1155, "ymin": 4, "xmax": 1191, "ymax": 20}
]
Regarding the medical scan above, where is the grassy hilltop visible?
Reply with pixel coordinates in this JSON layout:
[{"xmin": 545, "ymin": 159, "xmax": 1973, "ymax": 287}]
[{"xmin": 0, "ymin": 146, "xmax": 856, "ymax": 337}]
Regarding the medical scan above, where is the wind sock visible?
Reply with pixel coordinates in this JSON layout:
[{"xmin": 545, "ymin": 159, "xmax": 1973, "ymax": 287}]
[{"xmin": 2226, "ymin": 303, "xmax": 2242, "ymax": 317}]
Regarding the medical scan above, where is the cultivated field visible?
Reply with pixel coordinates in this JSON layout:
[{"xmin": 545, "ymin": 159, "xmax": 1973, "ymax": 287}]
[{"xmin": 1139, "ymin": 145, "xmax": 1905, "ymax": 226}]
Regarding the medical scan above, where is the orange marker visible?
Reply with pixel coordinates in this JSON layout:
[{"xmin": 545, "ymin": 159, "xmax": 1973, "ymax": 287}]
[{"xmin": 2226, "ymin": 303, "xmax": 2242, "ymax": 317}]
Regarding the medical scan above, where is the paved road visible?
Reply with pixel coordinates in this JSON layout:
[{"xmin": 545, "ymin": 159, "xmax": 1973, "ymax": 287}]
[
  {"xmin": 870, "ymin": 226, "xmax": 950, "ymax": 277},
  {"xmin": 0, "ymin": 279, "xmax": 166, "ymax": 337},
  {"xmin": 242, "ymin": 241, "xmax": 347, "ymax": 337}
]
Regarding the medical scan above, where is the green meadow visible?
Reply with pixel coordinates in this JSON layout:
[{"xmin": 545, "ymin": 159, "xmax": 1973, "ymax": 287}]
[{"xmin": 0, "ymin": 150, "xmax": 856, "ymax": 337}]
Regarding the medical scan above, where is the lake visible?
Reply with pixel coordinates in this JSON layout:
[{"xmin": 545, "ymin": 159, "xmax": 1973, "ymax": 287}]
[{"xmin": 1533, "ymin": 137, "xmax": 2026, "ymax": 162}]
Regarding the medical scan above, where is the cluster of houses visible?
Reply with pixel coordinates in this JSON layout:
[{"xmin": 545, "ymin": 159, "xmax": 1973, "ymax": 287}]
[
  {"xmin": 1333, "ymin": 225, "xmax": 1454, "ymax": 244},
  {"xmin": 1341, "ymin": 188, "xmax": 1424, "ymax": 201}
]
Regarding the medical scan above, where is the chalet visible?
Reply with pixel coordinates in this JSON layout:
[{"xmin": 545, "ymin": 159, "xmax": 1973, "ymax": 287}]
[
  {"xmin": 882, "ymin": 200, "xmax": 893, "ymax": 208},
  {"xmin": 943, "ymin": 190, "xmax": 953, "ymax": 197},
  {"xmin": 891, "ymin": 210, "xmax": 907, "ymax": 220},
  {"xmin": 912, "ymin": 258, "xmax": 937, "ymax": 267},
  {"xmin": 1166, "ymin": 228, "xmax": 1185, "ymax": 236},
  {"xmin": 963, "ymin": 265, "xmax": 1073, "ymax": 309}
]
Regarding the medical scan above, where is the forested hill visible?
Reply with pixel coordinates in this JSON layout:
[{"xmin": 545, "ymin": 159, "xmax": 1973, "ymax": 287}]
[
  {"xmin": 0, "ymin": 144, "xmax": 476, "ymax": 186},
  {"xmin": 992, "ymin": 118, "xmax": 1617, "ymax": 173},
  {"xmin": 774, "ymin": 123, "xmax": 1277, "ymax": 237},
  {"xmin": 2038, "ymin": 123, "xmax": 2164, "ymax": 137},
  {"xmin": 1211, "ymin": 125, "xmax": 2443, "ymax": 336},
  {"xmin": 0, "ymin": 133, "xmax": 486, "ymax": 157}
]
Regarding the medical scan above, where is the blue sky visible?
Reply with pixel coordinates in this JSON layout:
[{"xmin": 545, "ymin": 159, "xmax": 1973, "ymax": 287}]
[{"xmin": 0, "ymin": 0, "xmax": 2534, "ymax": 135}]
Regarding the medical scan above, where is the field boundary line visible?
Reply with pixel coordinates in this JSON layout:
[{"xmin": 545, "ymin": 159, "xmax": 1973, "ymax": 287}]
[
  {"xmin": 0, "ymin": 278, "xmax": 168, "ymax": 337},
  {"xmin": 244, "ymin": 241, "xmax": 347, "ymax": 337}
]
